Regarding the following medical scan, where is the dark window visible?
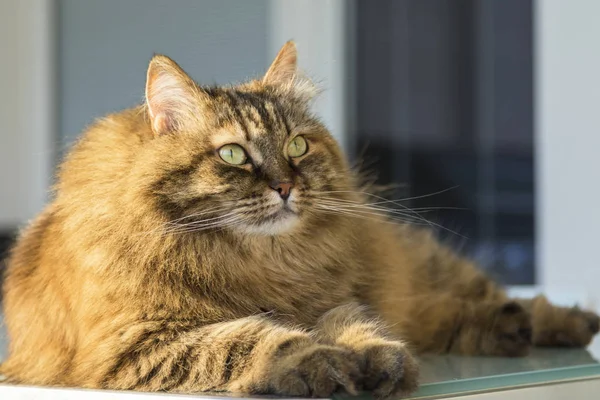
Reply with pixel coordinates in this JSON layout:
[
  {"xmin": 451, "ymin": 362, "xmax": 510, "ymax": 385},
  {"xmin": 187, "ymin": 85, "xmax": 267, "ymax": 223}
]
[{"xmin": 352, "ymin": 0, "xmax": 534, "ymax": 284}]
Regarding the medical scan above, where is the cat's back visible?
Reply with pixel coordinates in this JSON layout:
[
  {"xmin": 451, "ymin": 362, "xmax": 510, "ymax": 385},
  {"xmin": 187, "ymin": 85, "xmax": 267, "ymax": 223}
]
[
  {"xmin": 3, "ymin": 206, "xmax": 55, "ymax": 295},
  {"xmin": 4, "ymin": 107, "xmax": 152, "ymax": 297},
  {"xmin": 1, "ymin": 203, "xmax": 77, "ymax": 383},
  {"xmin": 3, "ymin": 107, "xmax": 144, "ymax": 315},
  {"xmin": 0, "ymin": 108, "xmax": 153, "ymax": 383},
  {"xmin": 56, "ymin": 107, "xmax": 151, "ymax": 196}
]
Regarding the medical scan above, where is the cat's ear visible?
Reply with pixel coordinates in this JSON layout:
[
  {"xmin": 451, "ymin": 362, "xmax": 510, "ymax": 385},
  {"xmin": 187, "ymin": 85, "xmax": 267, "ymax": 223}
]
[
  {"xmin": 263, "ymin": 41, "xmax": 317, "ymax": 100},
  {"xmin": 263, "ymin": 41, "xmax": 298, "ymax": 86},
  {"xmin": 145, "ymin": 55, "xmax": 200, "ymax": 135}
]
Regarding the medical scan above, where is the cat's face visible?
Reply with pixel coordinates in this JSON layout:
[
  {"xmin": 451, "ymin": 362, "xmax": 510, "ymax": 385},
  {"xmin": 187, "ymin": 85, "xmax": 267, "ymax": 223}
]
[{"xmin": 143, "ymin": 43, "xmax": 351, "ymax": 236}]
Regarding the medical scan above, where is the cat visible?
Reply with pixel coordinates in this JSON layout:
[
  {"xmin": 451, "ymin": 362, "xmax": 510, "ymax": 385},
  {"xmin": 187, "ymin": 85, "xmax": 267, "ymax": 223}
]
[{"xmin": 1, "ymin": 41, "xmax": 599, "ymax": 398}]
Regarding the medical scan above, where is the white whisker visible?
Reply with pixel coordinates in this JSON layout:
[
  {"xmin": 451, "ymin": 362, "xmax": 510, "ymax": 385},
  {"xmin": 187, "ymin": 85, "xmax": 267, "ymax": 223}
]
[{"xmin": 311, "ymin": 188, "xmax": 467, "ymax": 238}]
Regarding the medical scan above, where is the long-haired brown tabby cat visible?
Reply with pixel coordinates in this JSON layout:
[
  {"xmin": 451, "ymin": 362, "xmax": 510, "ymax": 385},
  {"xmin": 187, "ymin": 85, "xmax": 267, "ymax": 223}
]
[{"xmin": 2, "ymin": 42, "xmax": 599, "ymax": 398}]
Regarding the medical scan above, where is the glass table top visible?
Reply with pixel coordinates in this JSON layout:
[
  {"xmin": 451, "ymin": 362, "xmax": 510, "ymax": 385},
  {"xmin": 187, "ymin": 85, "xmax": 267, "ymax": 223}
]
[
  {"xmin": 1, "ymin": 314, "xmax": 600, "ymax": 399},
  {"xmin": 404, "ymin": 344, "xmax": 600, "ymax": 398}
]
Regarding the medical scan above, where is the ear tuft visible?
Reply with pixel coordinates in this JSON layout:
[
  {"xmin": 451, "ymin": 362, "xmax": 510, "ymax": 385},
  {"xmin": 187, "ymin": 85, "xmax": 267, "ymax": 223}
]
[
  {"xmin": 263, "ymin": 41, "xmax": 298, "ymax": 87},
  {"xmin": 263, "ymin": 41, "xmax": 319, "ymax": 101},
  {"xmin": 145, "ymin": 55, "xmax": 198, "ymax": 135}
]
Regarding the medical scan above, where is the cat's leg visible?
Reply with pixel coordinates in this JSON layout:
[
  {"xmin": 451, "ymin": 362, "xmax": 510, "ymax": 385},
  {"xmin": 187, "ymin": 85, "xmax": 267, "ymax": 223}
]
[
  {"xmin": 375, "ymin": 227, "xmax": 599, "ymax": 354},
  {"xmin": 75, "ymin": 315, "xmax": 365, "ymax": 396},
  {"xmin": 379, "ymin": 293, "xmax": 534, "ymax": 357},
  {"xmin": 417, "ymin": 242, "xmax": 600, "ymax": 350},
  {"xmin": 515, "ymin": 295, "xmax": 600, "ymax": 348},
  {"xmin": 315, "ymin": 303, "xmax": 420, "ymax": 398},
  {"xmin": 394, "ymin": 269, "xmax": 600, "ymax": 354},
  {"xmin": 370, "ymin": 228, "xmax": 533, "ymax": 356}
]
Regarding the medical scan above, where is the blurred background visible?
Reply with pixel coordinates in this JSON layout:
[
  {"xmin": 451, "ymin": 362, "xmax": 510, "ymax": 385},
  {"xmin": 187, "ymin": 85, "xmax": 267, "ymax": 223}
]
[{"xmin": 1, "ymin": 0, "xmax": 599, "ymax": 300}]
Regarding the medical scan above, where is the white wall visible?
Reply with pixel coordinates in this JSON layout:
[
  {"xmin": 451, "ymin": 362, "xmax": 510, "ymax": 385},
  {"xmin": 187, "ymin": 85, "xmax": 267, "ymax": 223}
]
[
  {"xmin": 0, "ymin": 0, "xmax": 54, "ymax": 230},
  {"xmin": 536, "ymin": 0, "xmax": 600, "ymax": 301}
]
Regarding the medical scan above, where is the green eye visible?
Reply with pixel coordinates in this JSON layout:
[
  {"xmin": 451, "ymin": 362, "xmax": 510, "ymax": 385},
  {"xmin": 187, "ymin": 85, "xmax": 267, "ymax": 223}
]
[
  {"xmin": 219, "ymin": 144, "xmax": 247, "ymax": 165},
  {"xmin": 288, "ymin": 136, "xmax": 308, "ymax": 158}
]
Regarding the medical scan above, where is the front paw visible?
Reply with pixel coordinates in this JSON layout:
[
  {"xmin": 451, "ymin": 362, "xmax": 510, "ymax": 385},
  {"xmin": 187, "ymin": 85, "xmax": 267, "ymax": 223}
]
[
  {"xmin": 532, "ymin": 297, "xmax": 600, "ymax": 347},
  {"xmin": 355, "ymin": 340, "xmax": 419, "ymax": 399},
  {"xmin": 268, "ymin": 344, "xmax": 362, "ymax": 397}
]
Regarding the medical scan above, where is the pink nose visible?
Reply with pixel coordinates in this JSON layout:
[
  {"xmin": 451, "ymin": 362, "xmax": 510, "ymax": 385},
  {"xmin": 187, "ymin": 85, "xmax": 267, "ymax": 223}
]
[{"xmin": 269, "ymin": 181, "xmax": 293, "ymax": 200}]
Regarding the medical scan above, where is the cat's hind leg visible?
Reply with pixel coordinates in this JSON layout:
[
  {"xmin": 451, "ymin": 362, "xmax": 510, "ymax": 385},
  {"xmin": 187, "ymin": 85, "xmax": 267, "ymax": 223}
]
[
  {"xmin": 368, "ymin": 226, "xmax": 599, "ymax": 356},
  {"xmin": 368, "ymin": 228, "xmax": 533, "ymax": 356},
  {"xmin": 379, "ymin": 293, "xmax": 533, "ymax": 357},
  {"xmin": 417, "ymin": 239, "xmax": 600, "ymax": 349},
  {"xmin": 516, "ymin": 295, "xmax": 600, "ymax": 348}
]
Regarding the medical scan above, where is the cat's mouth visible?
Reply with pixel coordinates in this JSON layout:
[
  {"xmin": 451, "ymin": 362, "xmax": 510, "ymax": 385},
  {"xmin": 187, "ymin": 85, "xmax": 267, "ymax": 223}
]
[
  {"xmin": 258, "ymin": 204, "xmax": 298, "ymax": 223},
  {"xmin": 236, "ymin": 204, "xmax": 300, "ymax": 236},
  {"xmin": 229, "ymin": 190, "xmax": 304, "ymax": 236},
  {"xmin": 269, "ymin": 206, "xmax": 297, "ymax": 219}
]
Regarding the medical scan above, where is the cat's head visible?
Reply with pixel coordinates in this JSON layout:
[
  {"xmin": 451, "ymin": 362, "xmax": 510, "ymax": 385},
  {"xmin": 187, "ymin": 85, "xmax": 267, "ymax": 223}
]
[{"xmin": 142, "ymin": 42, "xmax": 353, "ymax": 236}]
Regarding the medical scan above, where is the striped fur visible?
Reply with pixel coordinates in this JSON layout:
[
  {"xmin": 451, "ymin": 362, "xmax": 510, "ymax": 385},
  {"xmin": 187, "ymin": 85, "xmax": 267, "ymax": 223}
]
[{"xmin": 1, "ymin": 41, "xmax": 598, "ymax": 398}]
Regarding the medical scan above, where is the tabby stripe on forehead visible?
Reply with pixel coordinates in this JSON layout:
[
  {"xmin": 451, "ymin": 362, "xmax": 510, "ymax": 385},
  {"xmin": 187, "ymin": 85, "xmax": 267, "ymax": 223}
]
[
  {"xmin": 254, "ymin": 100, "xmax": 275, "ymax": 134},
  {"xmin": 224, "ymin": 91, "xmax": 252, "ymax": 141},
  {"xmin": 271, "ymin": 102, "xmax": 291, "ymax": 136},
  {"xmin": 230, "ymin": 92, "xmax": 264, "ymax": 131},
  {"xmin": 237, "ymin": 105, "xmax": 261, "ymax": 133},
  {"xmin": 233, "ymin": 94, "xmax": 262, "ymax": 132},
  {"xmin": 236, "ymin": 91, "xmax": 274, "ymax": 134},
  {"xmin": 263, "ymin": 101, "xmax": 282, "ymax": 133}
]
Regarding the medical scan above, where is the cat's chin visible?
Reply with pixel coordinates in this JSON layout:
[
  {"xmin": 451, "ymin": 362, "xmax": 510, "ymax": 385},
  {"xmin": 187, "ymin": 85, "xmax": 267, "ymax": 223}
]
[{"xmin": 235, "ymin": 211, "xmax": 300, "ymax": 236}]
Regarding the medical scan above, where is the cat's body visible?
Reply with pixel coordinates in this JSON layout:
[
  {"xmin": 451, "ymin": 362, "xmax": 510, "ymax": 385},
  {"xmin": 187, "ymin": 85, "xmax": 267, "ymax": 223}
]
[{"xmin": 2, "ymin": 42, "xmax": 599, "ymax": 398}]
